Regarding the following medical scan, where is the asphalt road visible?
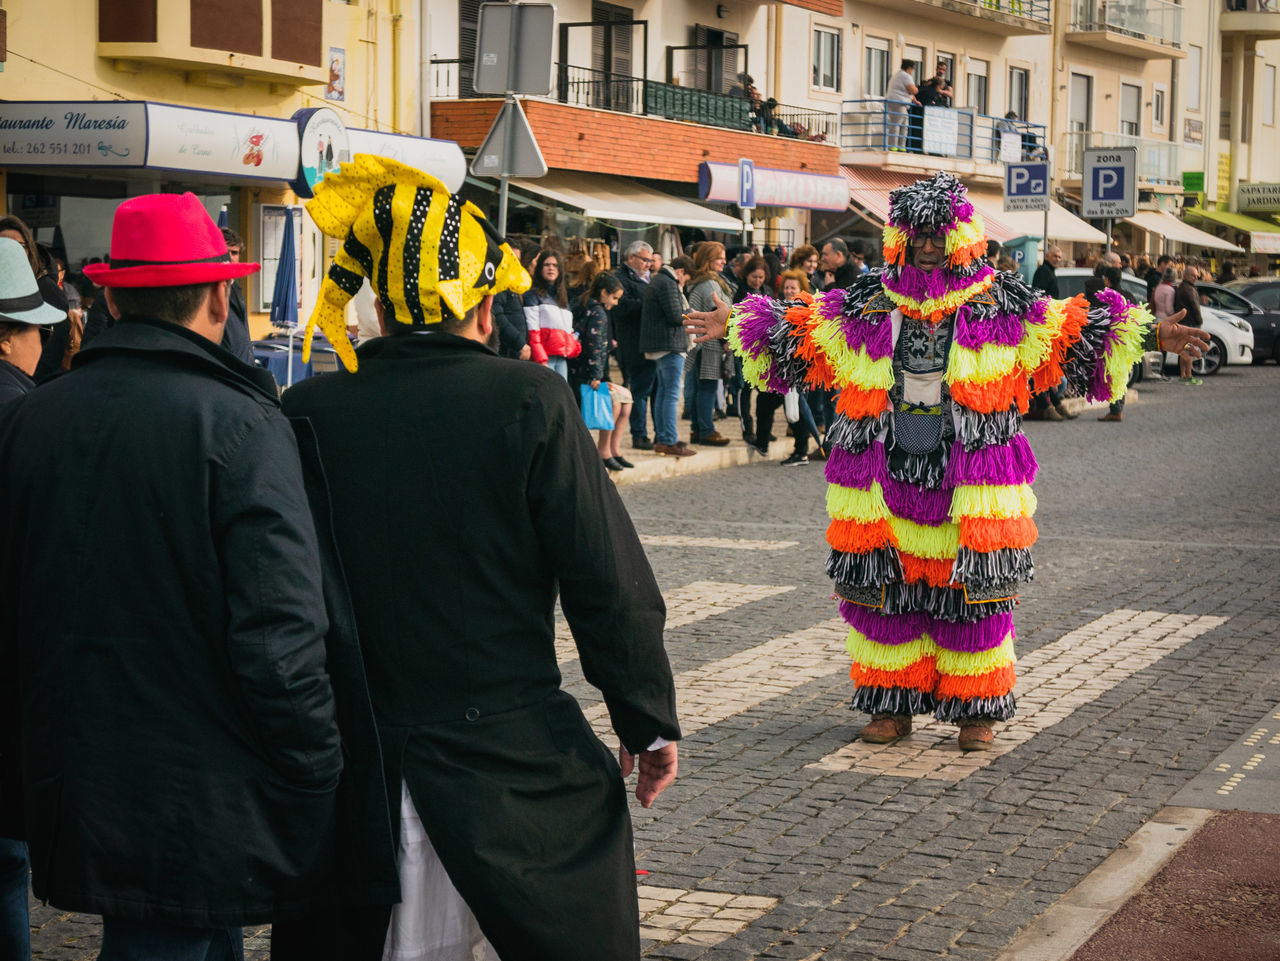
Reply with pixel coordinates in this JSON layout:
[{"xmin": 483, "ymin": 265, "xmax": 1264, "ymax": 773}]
[{"xmin": 29, "ymin": 364, "xmax": 1280, "ymax": 960}]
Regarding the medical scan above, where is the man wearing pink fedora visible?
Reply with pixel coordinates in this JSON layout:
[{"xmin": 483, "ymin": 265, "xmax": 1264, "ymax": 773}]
[{"xmin": 0, "ymin": 192, "xmax": 396, "ymax": 960}]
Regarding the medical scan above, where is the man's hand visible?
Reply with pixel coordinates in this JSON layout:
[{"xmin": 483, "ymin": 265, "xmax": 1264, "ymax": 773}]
[
  {"xmin": 684, "ymin": 289, "xmax": 731, "ymax": 344},
  {"xmin": 519, "ymin": 344, "xmax": 532, "ymax": 361},
  {"xmin": 1158, "ymin": 308, "xmax": 1209, "ymax": 360},
  {"xmin": 619, "ymin": 742, "xmax": 678, "ymax": 808}
]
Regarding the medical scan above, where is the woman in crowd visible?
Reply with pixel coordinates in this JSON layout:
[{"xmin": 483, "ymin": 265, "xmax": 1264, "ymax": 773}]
[
  {"xmin": 522, "ymin": 249, "xmax": 580, "ymax": 378},
  {"xmin": 684, "ymin": 242, "xmax": 733, "ymax": 446},
  {"xmin": 0, "ymin": 216, "xmax": 74, "ymax": 380},
  {"xmin": 571, "ymin": 272, "xmax": 634, "ymax": 472},
  {"xmin": 788, "ymin": 244, "xmax": 820, "ymax": 289},
  {"xmin": 0, "ymin": 235, "xmax": 66, "ymax": 959}
]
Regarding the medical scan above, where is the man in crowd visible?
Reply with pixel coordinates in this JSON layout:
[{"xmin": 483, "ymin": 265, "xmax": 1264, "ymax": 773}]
[
  {"xmin": 282, "ymin": 156, "xmax": 681, "ymax": 960},
  {"xmin": 0, "ymin": 193, "xmax": 361, "ymax": 960},
  {"xmin": 220, "ymin": 227, "xmax": 257, "ymax": 365},
  {"xmin": 1033, "ymin": 244, "xmax": 1062, "ymax": 298},
  {"xmin": 820, "ymin": 237, "xmax": 858, "ymax": 291},
  {"xmin": 1174, "ymin": 264, "xmax": 1205, "ymax": 385},
  {"xmin": 643, "ymin": 254, "xmax": 697, "ymax": 458},
  {"xmin": 613, "ymin": 240, "xmax": 654, "ymax": 449}
]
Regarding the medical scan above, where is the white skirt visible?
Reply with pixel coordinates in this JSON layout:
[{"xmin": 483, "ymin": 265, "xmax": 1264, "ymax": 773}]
[{"xmin": 382, "ymin": 781, "xmax": 502, "ymax": 961}]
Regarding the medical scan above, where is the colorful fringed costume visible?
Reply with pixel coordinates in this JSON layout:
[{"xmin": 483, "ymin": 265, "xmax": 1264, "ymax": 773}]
[{"xmin": 728, "ymin": 172, "xmax": 1152, "ymax": 724}]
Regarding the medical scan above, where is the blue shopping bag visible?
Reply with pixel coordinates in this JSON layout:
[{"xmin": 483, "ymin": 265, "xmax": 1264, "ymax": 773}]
[{"xmin": 579, "ymin": 382, "xmax": 615, "ymax": 431}]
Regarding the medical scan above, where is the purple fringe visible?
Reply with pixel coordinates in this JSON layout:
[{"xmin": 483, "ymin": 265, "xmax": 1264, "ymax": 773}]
[
  {"xmin": 824, "ymin": 443, "xmax": 887, "ymax": 489},
  {"xmin": 953, "ymin": 305, "xmax": 1027, "ymax": 349},
  {"xmin": 1089, "ymin": 289, "xmax": 1132, "ymax": 400},
  {"xmin": 734, "ymin": 295, "xmax": 782, "ymax": 356},
  {"xmin": 817, "ymin": 287, "xmax": 847, "ymax": 321},
  {"xmin": 881, "ymin": 263, "xmax": 993, "ymax": 302},
  {"xmin": 880, "ymin": 474, "xmax": 954, "ymax": 527},
  {"xmin": 952, "ymin": 199, "xmax": 974, "ymax": 222},
  {"xmin": 944, "ymin": 435, "xmax": 1039, "ymax": 487},
  {"xmin": 842, "ymin": 313, "xmax": 894, "ymax": 360},
  {"xmin": 840, "ymin": 601, "xmax": 1012, "ymax": 653}
]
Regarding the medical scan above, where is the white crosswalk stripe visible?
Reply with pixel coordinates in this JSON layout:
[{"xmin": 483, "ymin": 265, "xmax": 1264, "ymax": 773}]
[
  {"xmin": 639, "ymin": 534, "xmax": 799, "ymax": 551},
  {"xmin": 555, "ymin": 581, "xmax": 795, "ymax": 665},
  {"xmin": 809, "ymin": 608, "xmax": 1229, "ymax": 780}
]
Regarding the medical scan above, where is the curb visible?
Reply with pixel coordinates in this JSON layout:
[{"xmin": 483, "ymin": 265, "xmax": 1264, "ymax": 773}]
[{"xmin": 993, "ymin": 805, "xmax": 1212, "ymax": 961}]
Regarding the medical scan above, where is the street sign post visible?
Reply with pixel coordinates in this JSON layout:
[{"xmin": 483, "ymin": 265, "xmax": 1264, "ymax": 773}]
[
  {"xmin": 471, "ymin": 3, "xmax": 556, "ymax": 232},
  {"xmin": 1082, "ymin": 147, "xmax": 1137, "ymax": 252},
  {"xmin": 738, "ymin": 158, "xmax": 755, "ymax": 244},
  {"xmin": 1004, "ymin": 161, "xmax": 1050, "ymax": 213},
  {"xmin": 472, "ymin": 3, "xmax": 555, "ymax": 96}
]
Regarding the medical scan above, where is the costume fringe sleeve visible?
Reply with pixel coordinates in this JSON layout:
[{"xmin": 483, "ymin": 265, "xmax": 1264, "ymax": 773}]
[
  {"xmin": 1061, "ymin": 289, "xmax": 1154, "ymax": 403},
  {"xmin": 728, "ymin": 273, "xmax": 885, "ymax": 395}
]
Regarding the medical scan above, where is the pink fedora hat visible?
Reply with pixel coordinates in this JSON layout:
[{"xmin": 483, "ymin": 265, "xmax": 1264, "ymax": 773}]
[{"xmin": 83, "ymin": 192, "xmax": 261, "ymax": 288}]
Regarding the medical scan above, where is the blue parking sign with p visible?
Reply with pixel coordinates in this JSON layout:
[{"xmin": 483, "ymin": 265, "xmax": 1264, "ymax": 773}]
[
  {"xmin": 1004, "ymin": 161, "xmax": 1048, "ymax": 212},
  {"xmin": 1092, "ymin": 167, "xmax": 1125, "ymax": 200}
]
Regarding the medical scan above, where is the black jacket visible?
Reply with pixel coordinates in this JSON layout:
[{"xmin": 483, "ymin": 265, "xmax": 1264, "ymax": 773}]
[
  {"xmin": 491, "ymin": 289, "xmax": 528, "ymax": 358},
  {"xmin": 612, "ymin": 263, "xmax": 648, "ymax": 339},
  {"xmin": 0, "ymin": 360, "xmax": 33, "ymax": 412},
  {"xmin": 32, "ymin": 274, "xmax": 69, "ymax": 381},
  {"xmin": 282, "ymin": 332, "xmax": 680, "ymax": 960},
  {"xmin": 639, "ymin": 265, "xmax": 687, "ymax": 355},
  {"xmin": 1032, "ymin": 263, "xmax": 1059, "ymax": 299},
  {"xmin": 823, "ymin": 260, "xmax": 858, "ymax": 292},
  {"xmin": 0, "ymin": 318, "xmax": 393, "ymax": 926},
  {"xmin": 570, "ymin": 298, "xmax": 611, "ymax": 383},
  {"xmin": 1174, "ymin": 280, "xmax": 1203, "ymax": 327},
  {"xmin": 222, "ymin": 279, "xmax": 257, "ymax": 365}
]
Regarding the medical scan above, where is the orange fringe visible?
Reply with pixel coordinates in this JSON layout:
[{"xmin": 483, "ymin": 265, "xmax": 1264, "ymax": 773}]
[
  {"xmin": 958, "ymin": 516, "xmax": 1039, "ymax": 551},
  {"xmin": 883, "ymin": 240, "xmax": 907, "ymax": 267},
  {"xmin": 947, "ymin": 239, "xmax": 988, "ymax": 269},
  {"xmin": 836, "ymin": 384, "xmax": 891, "ymax": 420},
  {"xmin": 936, "ymin": 664, "xmax": 1017, "ymax": 700},
  {"xmin": 787, "ymin": 297, "xmax": 839, "ymax": 390},
  {"xmin": 949, "ymin": 370, "xmax": 1032, "ymax": 414},
  {"xmin": 1031, "ymin": 295, "xmax": 1088, "ymax": 392},
  {"xmin": 827, "ymin": 518, "xmax": 895, "ymax": 553},
  {"xmin": 851, "ymin": 658, "xmax": 939, "ymax": 689},
  {"xmin": 899, "ymin": 552, "xmax": 957, "ymax": 588}
]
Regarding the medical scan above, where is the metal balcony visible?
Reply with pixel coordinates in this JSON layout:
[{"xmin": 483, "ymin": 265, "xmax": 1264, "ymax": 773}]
[
  {"xmin": 1220, "ymin": 0, "xmax": 1280, "ymax": 37},
  {"xmin": 850, "ymin": 0, "xmax": 1050, "ymax": 34},
  {"xmin": 840, "ymin": 100, "xmax": 1047, "ymax": 165},
  {"xmin": 1068, "ymin": 0, "xmax": 1185, "ymax": 57},
  {"xmin": 1060, "ymin": 131, "xmax": 1182, "ymax": 185}
]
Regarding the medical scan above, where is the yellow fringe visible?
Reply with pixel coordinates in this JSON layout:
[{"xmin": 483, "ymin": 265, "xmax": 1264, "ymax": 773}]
[
  {"xmin": 826, "ymin": 481, "xmax": 892, "ymax": 523},
  {"xmin": 890, "ymin": 516, "xmax": 960, "ymax": 560},
  {"xmin": 949, "ymin": 484, "xmax": 1038, "ymax": 521},
  {"xmin": 936, "ymin": 634, "xmax": 1016, "ymax": 676},
  {"xmin": 810, "ymin": 316, "xmax": 896, "ymax": 391},
  {"xmin": 1016, "ymin": 298, "xmax": 1068, "ymax": 373},
  {"xmin": 945, "ymin": 342, "xmax": 1020, "ymax": 386},
  {"xmin": 881, "ymin": 274, "xmax": 994, "ymax": 322},
  {"xmin": 1102, "ymin": 303, "xmax": 1154, "ymax": 401},
  {"xmin": 846, "ymin": 631, "xmax": 937, "ymax": 671},
  {"xmin": 945, "ymin": 216, "xmax": 985, "ymax": 258}
]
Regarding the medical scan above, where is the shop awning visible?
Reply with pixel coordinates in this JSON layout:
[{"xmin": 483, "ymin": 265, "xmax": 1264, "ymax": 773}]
[
  {"xmin": 506, "ymin": 171, "xmax": 743, "ymax": 231},
  {"xmin": 1184, "ymin": 208, "xmax": 1280, "ymax": 254},
  {"xmin": 964, "ymin": 190, "xmax": 1107, "ymax": 244},
  {"xmin": 1122, "ymin": 210, "xmax": 1244, "ymax": 252},
  {"xmin": 842, "ymin": 168, "xmax": 1104, "ymax": 244}
]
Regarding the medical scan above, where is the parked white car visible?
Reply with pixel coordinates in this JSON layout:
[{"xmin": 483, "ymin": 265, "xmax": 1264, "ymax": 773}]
[{"xmin": 1049, "ymin": 268, "xmax": 1253, "ymax": 376}]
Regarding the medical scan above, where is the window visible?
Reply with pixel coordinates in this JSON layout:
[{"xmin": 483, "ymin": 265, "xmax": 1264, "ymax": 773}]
[
  {"xmin": 1153, "ymin": 83, "xmax": 1168, "ymax": 132},
  {"xmin": 966, "ymin": 57, "xmax": 989, "ymax": 114},
  {"xmin": 904, "ymin": 44, "xmax": 926, "ymax": 74},
  {"xmin": 936, "ymin": 51, "xmax": 955, "ymax": 88},
  {"xmin": 865, "ymin": 37, "xmax": 890, "ymax": 97},
  {"xmin": 1186, "ymin": 45, "xmax": 1202, "ymax": 111},
  {"xmin": 813, "ymin": 26, "xmax": 842, "ymax": 91},
  {"xmin": 1069, "ymin": 72, "xmax": 1092, "ymax": 132},
  {"xmin": 1120, "ymin": 82, "xmax": 1141, "ymax": 136},
  {"xmin": 1008, "ymin": 66, "xmax": 1029, "ymax": 120},
  {"xmin": 1265, "ymin": 64, "xmax": 1277, "ymax": 126}
]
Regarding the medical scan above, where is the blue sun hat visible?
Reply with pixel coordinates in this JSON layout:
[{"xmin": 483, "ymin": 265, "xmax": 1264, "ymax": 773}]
[{"xmin": 0, "ymin": 238, "xmax": 67, "ymax": 326}]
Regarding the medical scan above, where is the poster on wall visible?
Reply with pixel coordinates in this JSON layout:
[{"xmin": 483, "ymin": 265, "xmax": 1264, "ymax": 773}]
[
  {"xmin": 326, "ymin": 48, "xmax": 346, "ymax": 102},
  {"xmin": 258, "ymin": 205, "xmax": 303, "ymax": 315}
]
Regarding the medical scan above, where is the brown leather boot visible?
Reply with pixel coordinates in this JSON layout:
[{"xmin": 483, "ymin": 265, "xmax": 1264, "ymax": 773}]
[
  {"xmin": 859, "ymin": 714, "xmax": 912, "ymax": 744},
  {"xmin": 958, "ymin": 719, "xmax": 996, "ymax": 752}
]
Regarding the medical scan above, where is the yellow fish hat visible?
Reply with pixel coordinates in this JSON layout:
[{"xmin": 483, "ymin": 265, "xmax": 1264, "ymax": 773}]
[{"xmin": 302, "ymin": 153, "xmax": 530, "ymax": 371}]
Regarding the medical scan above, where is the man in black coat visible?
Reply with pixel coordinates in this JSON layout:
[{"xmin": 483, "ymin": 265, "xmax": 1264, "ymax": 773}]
[
  {"xmin": 820, "ymin": 237, "xmax": 858, "ymax": 291},
  {"xmin": 0, "ymin": 193, "xmax": 394, "ymax": 960},
  {"xmin": 641, "ymin": 255, "xmax": 696, "ymax": 457},
  {"xmin": 220, "ymin": 227, "xmax": 258, "ymax": 365},
  {"xmin": 613, "ymin": 241, "xmax": 655, "ymax": 448},
  {"xmin": 1032, "ymin": 244, "xmax": 1062, "ymax": 298},
  {"xmin": 282, "ymin": 159, "xmax": 681, "ymax": 961}
]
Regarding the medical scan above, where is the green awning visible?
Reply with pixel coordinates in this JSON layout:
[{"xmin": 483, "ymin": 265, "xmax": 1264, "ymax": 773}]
[{"xmin": 1184, "ymin": 208, "xmax": 1280, "ymax": 253}]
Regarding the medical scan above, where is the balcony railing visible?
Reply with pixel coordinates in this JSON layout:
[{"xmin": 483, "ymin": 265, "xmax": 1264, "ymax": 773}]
[
  {"xmin": 428, "ymin": 59, "xmax": 838, "ymax": 142},
  {"xmin": 1071, "ymin": 0, "xmax": 1183, "ymax": 47},
  {"xmin": 964, "ymin": 0, "xmax": 1051, "ymax": 21},
  {"xmin": 1223, "ymin": 0, "xmax": 1278, "ymax": 9},
  {"xmin": 840, "ymin": 100, "xmax": 1047, "ymax": 163},
  {"xmin": 1060, "ymin": 131, "xmax": 1181, "ymax": 184}
]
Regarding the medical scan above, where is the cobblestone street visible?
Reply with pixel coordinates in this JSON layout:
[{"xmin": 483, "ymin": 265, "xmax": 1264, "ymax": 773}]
[{"xmin": 30, "ymin": 366, "xmax": 1280, "ymax": 960}]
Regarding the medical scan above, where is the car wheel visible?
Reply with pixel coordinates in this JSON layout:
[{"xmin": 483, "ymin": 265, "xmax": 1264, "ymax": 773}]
[{"xmin": 1194, "ymin": 336, "xmax": 1224, "ymax": 377}]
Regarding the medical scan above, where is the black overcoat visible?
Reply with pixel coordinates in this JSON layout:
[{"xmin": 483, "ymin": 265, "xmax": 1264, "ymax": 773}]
[
  {"xmin": 0, "ymin": 318, "xmax": 396, "ymax": 927},
  {"xmin": 281, "ymin": 331, "xmax": 681, "ymax": 961}
]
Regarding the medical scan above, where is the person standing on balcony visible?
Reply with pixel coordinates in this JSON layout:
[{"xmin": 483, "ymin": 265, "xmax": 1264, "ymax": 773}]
[
  {"xmin": 917, "ymin": 62, "xmax": 953, "ymax": 108},
  {"xmin": 885, "ymin": 61, "xmax": 919, "ymax": 151}
]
